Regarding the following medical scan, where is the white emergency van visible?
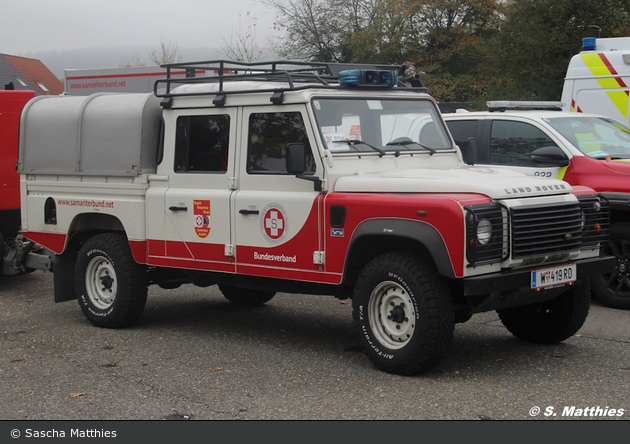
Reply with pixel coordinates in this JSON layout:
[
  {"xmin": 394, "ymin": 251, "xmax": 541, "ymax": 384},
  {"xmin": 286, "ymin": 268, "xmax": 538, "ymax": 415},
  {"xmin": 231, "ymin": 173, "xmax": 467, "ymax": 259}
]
[{"xmin": 561, "ymin": 36, "xmax": 630, "ymax": 125}]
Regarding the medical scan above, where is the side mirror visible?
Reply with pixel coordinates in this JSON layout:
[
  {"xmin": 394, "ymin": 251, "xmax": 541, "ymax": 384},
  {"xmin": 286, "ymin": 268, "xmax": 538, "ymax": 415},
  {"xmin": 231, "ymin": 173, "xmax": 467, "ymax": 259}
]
[
  {"xmin": 286, "ymin": 143, "xmax": 306, "ymax": 174},
  {"xmin": 531, "ymin": 146, "xmax": 570, "ymax": 167},
  {"xmin": 463, "ymin": 137, "xmax": 477, "ymax": 165},
  {"xmin": 285, "ymin": 142, "xmax": 323, "ymax": 192}
]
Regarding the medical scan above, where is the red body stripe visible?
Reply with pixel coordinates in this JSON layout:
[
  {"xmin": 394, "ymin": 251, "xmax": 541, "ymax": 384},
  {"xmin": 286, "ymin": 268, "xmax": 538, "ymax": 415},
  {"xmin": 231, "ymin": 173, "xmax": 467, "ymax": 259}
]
[
  {"xmin": 66, "ymin": 70, "xmax": 205, "ymax": 81},
  {"xmin": 22, "ymin": 232, "xmax": 67, "ymax": 254},
  {"xmin": 24, "ymin": 193, "xmax": 491, "ymax": 282},
  {"xmin": 598, "ymin": 53, "xmax": 628, "ymax": 89}
]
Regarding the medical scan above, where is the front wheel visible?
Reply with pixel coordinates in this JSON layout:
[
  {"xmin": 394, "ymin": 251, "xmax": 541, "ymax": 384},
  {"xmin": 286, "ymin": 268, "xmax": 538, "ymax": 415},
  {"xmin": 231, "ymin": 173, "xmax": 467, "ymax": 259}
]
[
  {"xmin": 75, "ymin": 233, "xmax": 147, "ymax": 328},
  {"xmin": 590, "ymin": 223, "xmax": 630, "ymax": 310},
  {"xmin": 352, "ymin": 253, "xmax": 454, "ymax": 375},
  {"xmin": 497, "ymin": 279, "xmax": 591, "ymax": 344}
]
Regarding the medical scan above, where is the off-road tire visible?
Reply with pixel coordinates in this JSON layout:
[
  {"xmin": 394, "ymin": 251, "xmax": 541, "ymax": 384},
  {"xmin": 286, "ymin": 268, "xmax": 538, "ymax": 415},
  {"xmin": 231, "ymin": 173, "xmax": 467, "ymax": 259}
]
[
  {"xmin": 352, "ymin": 252, "xmax": 455, "ymax": 375},
  {"xmin": 590, "ymin": 222, "xmax": 630, "ymax": 310},
  {"xmin": 497, "ymin": 279, "xmax": 591, "ymax": 344},
  {"xmin": 75, "ymin": 233, "xmax": 147, "ymax": 328},
  {"xmin": 218, "ymin": 284, "xmax": 275, "ymax": 306}
]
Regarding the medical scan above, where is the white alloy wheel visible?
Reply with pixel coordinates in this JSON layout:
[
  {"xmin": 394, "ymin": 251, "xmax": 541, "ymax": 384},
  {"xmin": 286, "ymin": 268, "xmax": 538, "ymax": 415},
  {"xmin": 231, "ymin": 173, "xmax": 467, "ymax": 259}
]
[
  {"xmin": 84, "ymin": 255, "xmax": 118, "ymax": 310},
  {"xmin": 368, "ymin": 281, "xmax": 416, "ymax": 349}
]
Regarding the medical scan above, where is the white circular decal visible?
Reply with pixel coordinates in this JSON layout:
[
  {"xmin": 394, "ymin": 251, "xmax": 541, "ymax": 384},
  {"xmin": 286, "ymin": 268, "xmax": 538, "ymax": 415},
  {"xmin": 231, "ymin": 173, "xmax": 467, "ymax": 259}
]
[{"xmin": 260, "ymin": 203, "xmax": 288, "ymax": 244}]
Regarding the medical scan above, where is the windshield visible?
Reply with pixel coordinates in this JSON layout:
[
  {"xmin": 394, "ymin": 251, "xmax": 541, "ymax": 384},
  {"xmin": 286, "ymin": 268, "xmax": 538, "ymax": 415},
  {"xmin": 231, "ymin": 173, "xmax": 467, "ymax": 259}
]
[
  {"xmin": 311, "ymin": 98, "xmax": 453, "ymax": 155},
  {"xmin": 545, "ymin": 116, "xmax": 630, "ymax": 159}
]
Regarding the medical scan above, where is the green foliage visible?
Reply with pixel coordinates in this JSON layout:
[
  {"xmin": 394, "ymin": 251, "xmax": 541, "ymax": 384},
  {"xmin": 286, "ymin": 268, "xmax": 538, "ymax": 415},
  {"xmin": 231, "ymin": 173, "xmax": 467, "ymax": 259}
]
[
  {"xmin": 264, "ymin": 0, "xmax": 630, "ymax": 103},
  {"xmin": 491, "ymin": 0, "xmax": 630, "ymax": 100}
]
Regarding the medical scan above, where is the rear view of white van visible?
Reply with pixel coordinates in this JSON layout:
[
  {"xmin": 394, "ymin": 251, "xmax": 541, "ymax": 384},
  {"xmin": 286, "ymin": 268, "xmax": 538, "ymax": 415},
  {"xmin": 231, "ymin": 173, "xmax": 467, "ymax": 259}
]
[{"xmin": 562, "ymin": 37, "xmax": 630, "ymax": 125}]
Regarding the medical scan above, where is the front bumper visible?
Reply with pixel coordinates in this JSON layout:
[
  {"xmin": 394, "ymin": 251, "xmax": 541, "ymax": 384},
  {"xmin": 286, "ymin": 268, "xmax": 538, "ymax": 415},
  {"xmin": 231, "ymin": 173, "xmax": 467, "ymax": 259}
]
[{"xmin": 461, "ymin": 255, "xmax": 615, "ymax": 313}]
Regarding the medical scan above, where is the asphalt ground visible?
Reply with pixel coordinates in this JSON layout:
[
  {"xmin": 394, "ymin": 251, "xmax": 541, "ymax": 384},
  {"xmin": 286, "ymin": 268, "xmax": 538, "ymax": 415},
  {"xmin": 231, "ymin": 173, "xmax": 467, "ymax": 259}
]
[{"xmin": 1, "ymin": 270, "xmax": 628, "ymax": 422}]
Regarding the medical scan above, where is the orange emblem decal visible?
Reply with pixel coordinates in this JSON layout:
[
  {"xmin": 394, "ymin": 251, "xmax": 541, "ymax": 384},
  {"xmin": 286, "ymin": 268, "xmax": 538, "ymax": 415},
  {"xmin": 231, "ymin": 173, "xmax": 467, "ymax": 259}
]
[{"xmin": 193, "ymin": 199, "xmax": 211, "ymax": 238}]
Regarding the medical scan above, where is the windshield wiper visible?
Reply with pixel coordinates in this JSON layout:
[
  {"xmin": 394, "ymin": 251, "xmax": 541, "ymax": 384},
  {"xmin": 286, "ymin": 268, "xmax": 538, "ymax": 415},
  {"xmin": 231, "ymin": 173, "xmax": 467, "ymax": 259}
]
[
  {"xmin": 343, "ymin": 139, "xmax": 386, "ymax": 157},
  {"xmin": 386, "ymin": 137, "xmax": 436, "ymax": 155}
]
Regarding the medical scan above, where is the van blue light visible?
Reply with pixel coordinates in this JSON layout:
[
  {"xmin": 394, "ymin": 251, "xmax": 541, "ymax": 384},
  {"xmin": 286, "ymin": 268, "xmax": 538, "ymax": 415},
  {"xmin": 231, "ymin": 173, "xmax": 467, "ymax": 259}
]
[{"xmin": 582, "ymin": 37, "xmax": 597, "ymax": 51}]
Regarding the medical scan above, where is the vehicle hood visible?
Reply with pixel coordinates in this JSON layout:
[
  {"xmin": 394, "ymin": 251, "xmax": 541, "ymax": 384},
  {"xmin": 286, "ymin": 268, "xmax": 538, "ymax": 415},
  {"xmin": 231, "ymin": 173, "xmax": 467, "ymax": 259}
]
[
  {"xmin": 600, "ymin": 158, "xmax": 630, "ymax": 175},
  {"xmin": 333, "ymin": 166, "xmax": 573, "ymax": 199}
]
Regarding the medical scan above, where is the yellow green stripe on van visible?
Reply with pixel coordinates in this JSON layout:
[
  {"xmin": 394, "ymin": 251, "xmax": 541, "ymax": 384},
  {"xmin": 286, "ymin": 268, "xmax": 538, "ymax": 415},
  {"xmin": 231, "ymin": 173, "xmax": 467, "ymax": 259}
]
[{"xmin": 581, "ymin": 53, "xmax": 629, "ymax": 120}]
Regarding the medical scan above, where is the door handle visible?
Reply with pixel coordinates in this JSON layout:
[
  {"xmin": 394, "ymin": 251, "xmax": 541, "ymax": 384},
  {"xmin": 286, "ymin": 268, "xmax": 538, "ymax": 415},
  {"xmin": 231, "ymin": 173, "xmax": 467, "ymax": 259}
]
[
  {"xmin": 239, "ymin": 209, "xmax": 259, "ymax": 215},
  {"xmin": 169, "ymin": 206, "xmax": 188, "ymax": 212}
]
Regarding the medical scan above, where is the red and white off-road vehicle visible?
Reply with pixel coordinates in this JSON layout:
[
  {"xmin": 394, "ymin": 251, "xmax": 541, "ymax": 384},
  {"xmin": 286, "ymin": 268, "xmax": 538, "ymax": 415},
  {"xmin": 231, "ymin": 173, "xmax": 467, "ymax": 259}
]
[{"xmin": 18, "ymin": 61, "xmax": 613, "ymax": 374}]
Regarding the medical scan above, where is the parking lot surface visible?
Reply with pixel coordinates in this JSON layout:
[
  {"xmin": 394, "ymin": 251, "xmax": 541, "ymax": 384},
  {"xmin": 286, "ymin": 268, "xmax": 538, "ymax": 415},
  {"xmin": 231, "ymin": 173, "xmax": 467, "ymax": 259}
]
[{"xmin": 1, "ymin": 271, "xmax": 628, "ymax": 420}]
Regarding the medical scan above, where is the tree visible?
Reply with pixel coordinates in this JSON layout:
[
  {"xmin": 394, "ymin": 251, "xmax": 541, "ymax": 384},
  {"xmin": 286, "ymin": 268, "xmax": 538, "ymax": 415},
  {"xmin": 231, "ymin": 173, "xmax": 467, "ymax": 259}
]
[
  {"xmin": 263, "ymin": 0, "xmax": 501, "ymax": 101},
  {"xmin": 344, "ymin": 0, "xmax": 501, "ymax": 101},
  {"xmin": 149, "ymin": 37, "xmax": 185, "ymax": 65},
  {"xmin": 263, "ymin": 0, "xmax": 630, "ymax": 103},
  {"xmin": 221, "ymin": 11, "xmax": 265, "ymax": 62},
  {"xmin": 119, "ymin": 53, "xmax": 146, "ymax": 67},
  {"xmin": 489, "ymin": 0, "xmax": 630, "ymax": 100},
  {"xmin": 262, "ymin": 0, "xmax": 379, "ymax": 61},
  {"xmin": 413, "ymin": 0, "xmax": 502, "ymax": 102}
]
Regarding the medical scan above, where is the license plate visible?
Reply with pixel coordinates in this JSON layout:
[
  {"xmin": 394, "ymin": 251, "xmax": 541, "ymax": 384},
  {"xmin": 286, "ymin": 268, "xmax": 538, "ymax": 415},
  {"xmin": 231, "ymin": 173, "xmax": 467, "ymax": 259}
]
[{"xmin": 531, "ymin": 264, "xmax": 576, "ymax": 290}]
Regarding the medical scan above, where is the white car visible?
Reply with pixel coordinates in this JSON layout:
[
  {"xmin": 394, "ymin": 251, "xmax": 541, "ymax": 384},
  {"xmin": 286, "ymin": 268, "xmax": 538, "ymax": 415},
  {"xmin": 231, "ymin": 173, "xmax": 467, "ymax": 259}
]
[{"xmin": 443, "ymin": 105, "xmax": 630, "ymax": 310}]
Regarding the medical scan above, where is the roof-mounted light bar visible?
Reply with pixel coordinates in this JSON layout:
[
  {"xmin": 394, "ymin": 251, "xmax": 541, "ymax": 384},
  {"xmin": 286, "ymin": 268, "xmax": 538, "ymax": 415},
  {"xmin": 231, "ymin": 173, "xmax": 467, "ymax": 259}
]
[
  {"xmin": 487, "ymin": 101, "xmax": 564, "ymax": 112},
  {"xmin": 338, "ymin": 69, "xmax": 398, "ymax": 87}
]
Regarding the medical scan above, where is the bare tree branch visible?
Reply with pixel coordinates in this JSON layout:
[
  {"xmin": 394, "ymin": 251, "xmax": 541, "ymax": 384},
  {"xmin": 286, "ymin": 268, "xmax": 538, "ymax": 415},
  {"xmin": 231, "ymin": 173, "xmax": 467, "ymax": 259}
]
[
  {"xmin": 148, "ymin": 37, "xmax": 185, "ymax": 65},
  {"xmin": 220, "ymin": 11, "xmax": 265, "ymax": 62}
]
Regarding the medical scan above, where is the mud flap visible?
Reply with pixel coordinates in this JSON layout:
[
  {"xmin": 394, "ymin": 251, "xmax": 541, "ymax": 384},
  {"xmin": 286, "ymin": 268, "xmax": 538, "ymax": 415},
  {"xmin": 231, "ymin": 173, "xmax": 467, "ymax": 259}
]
[{"xmin": 54, "ymin": 249, "xmax": 78, "ymax": 303}]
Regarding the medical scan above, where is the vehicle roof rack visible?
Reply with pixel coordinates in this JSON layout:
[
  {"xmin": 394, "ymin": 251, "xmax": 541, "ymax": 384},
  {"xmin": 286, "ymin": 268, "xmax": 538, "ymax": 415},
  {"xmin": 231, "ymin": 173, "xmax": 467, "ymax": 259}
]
[
  {"xmin": 487, "ymin": 101, "xmax": 564, "ymax": 112},
  {"xmin": 154, "ymin": 60, "xmax": 428, "ymax": 107}
]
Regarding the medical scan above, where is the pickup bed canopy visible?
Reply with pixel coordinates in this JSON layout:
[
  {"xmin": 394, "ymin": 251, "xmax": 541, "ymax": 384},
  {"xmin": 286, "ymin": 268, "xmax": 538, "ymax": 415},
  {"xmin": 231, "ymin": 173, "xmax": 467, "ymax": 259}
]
[{"xmin": 18, "ymin": 92, "xmax": 162, "ymax": 176}]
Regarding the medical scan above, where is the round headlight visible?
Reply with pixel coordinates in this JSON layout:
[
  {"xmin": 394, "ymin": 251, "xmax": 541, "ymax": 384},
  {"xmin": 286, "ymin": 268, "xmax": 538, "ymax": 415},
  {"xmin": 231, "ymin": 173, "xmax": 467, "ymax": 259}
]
[{"xmin": 477, "ymin": 219, "xmax": 493, "ymax": 245}]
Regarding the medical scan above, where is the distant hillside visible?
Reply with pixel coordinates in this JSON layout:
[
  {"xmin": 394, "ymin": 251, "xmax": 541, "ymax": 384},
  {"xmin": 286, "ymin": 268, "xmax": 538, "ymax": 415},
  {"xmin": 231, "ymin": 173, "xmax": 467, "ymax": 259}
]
[{"xmin": 18, "ymin": 46, "xmax": 225, "ymax": 79}]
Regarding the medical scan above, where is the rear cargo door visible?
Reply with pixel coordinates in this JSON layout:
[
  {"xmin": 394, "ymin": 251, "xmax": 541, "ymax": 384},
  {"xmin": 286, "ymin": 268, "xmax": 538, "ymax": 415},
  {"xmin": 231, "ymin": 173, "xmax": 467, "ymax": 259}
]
[{"xmin": 152, "ymin": 108, "xmax": 238, "ymax": 273}]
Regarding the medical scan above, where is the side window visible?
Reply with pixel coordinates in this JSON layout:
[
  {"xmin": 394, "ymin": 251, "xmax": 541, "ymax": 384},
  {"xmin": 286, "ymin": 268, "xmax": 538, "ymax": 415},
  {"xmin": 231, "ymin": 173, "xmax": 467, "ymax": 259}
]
[
  {"xmin": 489, "ymin": 120, "xmax": 557, "ymax": 166},
  {"xmin": 174, "ymin": 115, "xmax": 230, "ymax": 173},
  {"xmin": 248, "ymin": 112, "xmax": 315, "ymax": 174},
  {"xmin": 444, "ymin": 120, "xmax": 480, "ymax": 147},
  {"xmin": 444, "ymin": 119, "xmax": 481, "ymax": 163}
]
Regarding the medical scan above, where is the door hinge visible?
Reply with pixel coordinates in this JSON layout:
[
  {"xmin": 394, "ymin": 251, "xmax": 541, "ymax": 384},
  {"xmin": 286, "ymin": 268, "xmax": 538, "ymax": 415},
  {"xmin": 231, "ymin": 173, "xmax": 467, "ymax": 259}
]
[
  {"xmin": 224, "ymin": 244, "xmax": 235, "ymax": 257},
  {"xmin": 228, "ymin": 177, "xmax": 238, "ymax": 190},
  {"xmin": 313, "ymin": 251, "xmax": 325, "ymax": 265}
]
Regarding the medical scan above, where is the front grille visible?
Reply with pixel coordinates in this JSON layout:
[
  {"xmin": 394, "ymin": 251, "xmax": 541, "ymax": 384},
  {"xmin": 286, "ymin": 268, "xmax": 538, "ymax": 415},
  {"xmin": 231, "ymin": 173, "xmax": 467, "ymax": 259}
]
[{"xmin": 510, "ymin": 202, "xmax": 582, "ymax": 258}]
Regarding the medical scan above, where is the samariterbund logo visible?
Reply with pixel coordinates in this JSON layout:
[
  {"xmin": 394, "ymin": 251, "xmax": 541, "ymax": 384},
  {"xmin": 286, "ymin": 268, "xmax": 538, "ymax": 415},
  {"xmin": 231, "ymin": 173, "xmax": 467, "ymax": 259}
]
[
  {"xmin": 194, "ymin": 200, "xmax": 211, "ymax": 238},
  {"xmin": 260, "ymin": 203, "xmax": 288, "ymax": 244}
]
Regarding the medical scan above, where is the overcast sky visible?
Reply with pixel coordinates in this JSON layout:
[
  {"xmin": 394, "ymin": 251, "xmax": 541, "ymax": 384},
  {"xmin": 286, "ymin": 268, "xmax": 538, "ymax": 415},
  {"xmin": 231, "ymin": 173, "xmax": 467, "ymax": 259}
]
[{"xmin": 0, "ymin": 0, "xmax": 278, "ymax": 55}]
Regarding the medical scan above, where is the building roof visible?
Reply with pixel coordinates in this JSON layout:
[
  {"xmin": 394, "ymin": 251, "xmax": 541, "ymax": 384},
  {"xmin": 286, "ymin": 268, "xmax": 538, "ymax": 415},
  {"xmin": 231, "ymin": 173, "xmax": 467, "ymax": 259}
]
[
  {"xmin": 0, "ymin": 54, "xmax": 35, "ymax": 92},
  {"xmin": 1, "ymin": 54, "xmax": 63, "ymax": 96}
]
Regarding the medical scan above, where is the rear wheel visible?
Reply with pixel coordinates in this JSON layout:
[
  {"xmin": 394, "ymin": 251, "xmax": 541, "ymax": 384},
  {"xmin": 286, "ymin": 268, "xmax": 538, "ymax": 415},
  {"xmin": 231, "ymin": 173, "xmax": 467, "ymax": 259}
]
[
  {"xmin": 590, "ymin": 223, "xmax": 630, "ymax": 310},
  {"xmin": 352, "ymin": 253, "xmax": 454, "ymax": 375},
  {"xmin": 497, "ymin": 279, "xmax": 591, "ymax": 344},
  {"xmin": 75, "ymin": 233, "xmax": 147, "ymax": 328},
  {"xmin": 218, "ymin": 284, "xmax": 275, "ymax": 306}
]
